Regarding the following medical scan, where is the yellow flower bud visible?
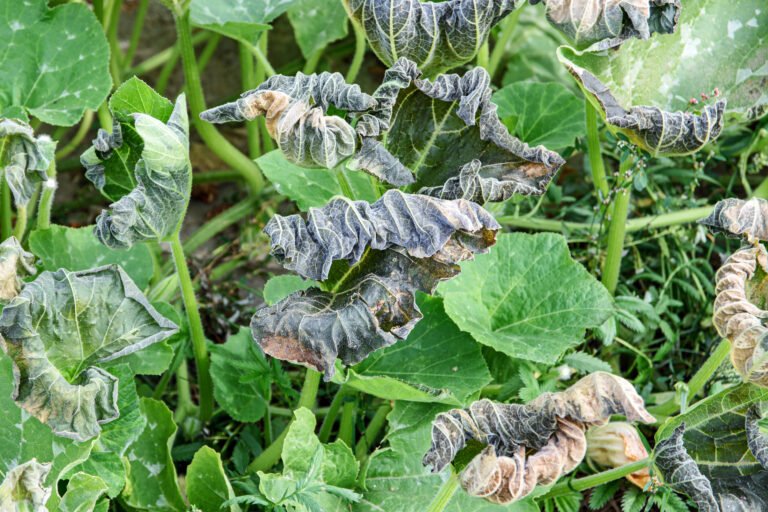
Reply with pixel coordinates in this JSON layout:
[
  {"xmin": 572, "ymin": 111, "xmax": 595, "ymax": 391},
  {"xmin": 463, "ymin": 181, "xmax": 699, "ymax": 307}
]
[{"xmin": 585, "ymin": 422, "xmax": 652, "ymax": 488}]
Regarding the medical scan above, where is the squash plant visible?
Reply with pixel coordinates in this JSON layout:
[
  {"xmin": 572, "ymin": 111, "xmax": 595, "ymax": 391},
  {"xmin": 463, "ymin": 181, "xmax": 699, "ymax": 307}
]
[{"xmin": 0, "ymin": 0, "xmax": 766, "ymax": 510}]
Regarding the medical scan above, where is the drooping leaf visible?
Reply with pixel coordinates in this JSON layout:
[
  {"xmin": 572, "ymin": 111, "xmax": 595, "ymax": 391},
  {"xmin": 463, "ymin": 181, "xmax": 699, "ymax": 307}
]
[
  {"xmin": 557, "ymin": 0, "xmax": 767, "ymax": 123},
  {"xmin": 120, "ymin": 398, "xmax": 186, "ymax": 512},
  {"xmin": 29, "ymin": 225, "xmax": 155, "ymax": 289},
  {"xmin": 343, "ymin": 0, "xmax": 519, "ymax": 76},
  {"xmin": 81, "ymin": 77, "xmax": 175, "ymax": 202},
  {"xmin": 263, "ymin": 274, "xmax": 319, "ymax": 306},
  {"xmin": 189, "ymin": 0, "xmax": 280, "ymax": 44},
  {"xmin": 0, "ymin": 119, "xmax": 55, "ymax": 207},
  {"xmin": 94, "ymin": 95, "xmax": 191, "ymax": 248},
  {"xmin": 256, "ymin": 150, "xmax": 380, "ymax": 211},
  {"xmin": 710, "ymin": 245, "xmax": 768, "ymax": 386},
  {"xmin": 339, "ymin": 294, "xmax": 492, "ymax": 405},
  {"xmin": 424, "ymin": 373, "xmax": 654, "ymax": 505},
  {"xmin": 699, "ymin": 198, "xmax": 768, "ymax": 243},
  {"xmin": 439, "ymin": 233, "xmax": 614, "ymax": 363},
  {"xmin": 492, "ymin": 81, "xmax": 586, "ymax": 150},
  {"xmin": 210, "ymin": 328, "xmax": 270, "ymax": 422},
  {"xmin": 59, "ymin": 472, "xmax": 109, "ymax": 512},
  {"xmin": 0, "ymin": 0, "xmax": 111, "ymax": 125},
  {"xmin": 0, "ymin": 236, "xmax": 35, "ymax": 302},
  {"xmin": 187, "ymin": 447, "xmax": 240, "ymax": 512},
  {"xmin": 0, "ymin": 459, "xmax": 52, "ymax": 511},
  {"xmin": 354, "ymin": 58, "xmax": 564, "ymax": 201},
  {"xmin": 531, "ymin": 0, "xmax": 681, "ymax": 50},
  {"xmin": 252, "ymin": 190, "xmax": 499, "ymax": 379},
  {"xmin": 0, "ymin": 266, "xmax": 178, "ymax": 441},
  {"xmin": 288, "ymin": 0, "xmax": 348, "ymax": 58}
]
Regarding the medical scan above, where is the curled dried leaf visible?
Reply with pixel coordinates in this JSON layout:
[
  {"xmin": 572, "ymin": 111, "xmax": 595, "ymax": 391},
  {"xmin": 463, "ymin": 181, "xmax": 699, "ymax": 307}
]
[
  {"xmin": 0, "ymin": 119, "xmax": 55, "ymax": 207},
  {"xmin": 0, "ymin": 265, "xmax": 178, "ymax": 441},
  {"xmin": 94, "ymin": 95, "xmax": 190, "ymax": 249},
  {"xmin": 746, "ymin": 405, "xmax": 768, "ymax": 469},
  {"xmin": 586, "ymin": 422, "xmax": 652, "ymax": 488},
  {"xmin": 352, "ymin": 58, "xmax": 563, "ymax": 200},
  {"xmin": 0, "ymin": 237, "xmax": 35, "ymax": 302},
  {"xmin": 559, "ymin": 55, "xmax": 726, "ymax": 156},
  {"xmin": 344, "ymin": 0, "xmax": 519, "ymax": 76},
  {"xmin": 532, "ymin": 0, "xmax": 681, "ymax": 50},
  {"xmin": 264, "ymin": 189, "xmax": 499, "ymax": 281},
  {"xmin": 0, "ymin": 459, "xmax": 52, "ymax": 511},
  {"xmin": 80, "ymin": 118, "xmax": 124, "ymax": 193},
  {"xmin": 712, "ymin": 245, "xmax": 768, "ymax": 386},
  {"xmin": 700, "ymin": 198, "xmax": 768, "ymax": 243},
  {"xmin": 655, "ymin": 424, "xmax": 719, "ymax": 512}
]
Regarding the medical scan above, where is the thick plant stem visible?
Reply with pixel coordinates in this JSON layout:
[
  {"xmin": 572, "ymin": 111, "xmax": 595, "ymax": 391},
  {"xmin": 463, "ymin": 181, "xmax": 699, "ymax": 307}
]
[
  {"xmin": 337, "ymin": 169, "xmax": 355, "ymax": 199},
  {"xmin": 239, "ymin": 44, "xmax": 261, "ymax": 159},
  {"xmin": 355, "ymin": 403, "xmax": 391, "ymax": 460},
  {"xmin": 476, "ymin": 42, "xmax": 489, "ymax": 69},
  {"xmin": 545, "ymin": 458, "xmax": 650, "ymax": 499},
  {"xmin": 36, "ymin": 161, "xmax": 57, "ymax": 231},
  {"xmin": 338, "ymin": 398, "xmax": 356, "ymax": 447},
  {"xmin": 248, "ymin": 41, "xmax": 276, "ymax": 77},
  {"xmin": 346, "ymin": 19, "xmax": 367, "ymax": 83},
  {"xmin": 175, "ymin": 12, "xmax": 264, "ymax": 194},
  {"xmin": 298, "ymin": 369, "xmax": 322, "ymax": 409},
  {"xmin": 169, "ymin": 234, "xmax": 213, "ymax": 424},
  {"xmin": 12, "ymin": 206, "xmax": 27, "ymax": 240},
  {"xmin": 585, "ymin": 103, "xmax": 609, "ymax": 200},
  {"xmin": 487, "ymin": 6, "xmax": 523, "ymax": 77},
  {"xmin": 427, "ymin": 468, "xmax": 460, "ymax": 512},
  {"xmin": 319, "ymin": 386, "xmax": 347, "ymax": 442},
  {"xmin": 1, "ymin": 180, "xmax": 11, "ymax": 240},
  {"xmin": 56, "ymin": 110, "xmax": 95, "ymax": 160},
  {"xmin": 302, "ymin": 49, "xmax": 324, "ymax": 75},
  {"xmin": 601, "ymin": 157, "xmax": 635, "ymax": 294}
]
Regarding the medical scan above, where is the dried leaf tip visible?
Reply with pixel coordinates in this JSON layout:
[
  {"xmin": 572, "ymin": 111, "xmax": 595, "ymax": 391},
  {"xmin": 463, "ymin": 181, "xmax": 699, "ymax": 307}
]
[
  {"xmin": 0, "ymin": 237, "xmax": 35, "ymax": 302},
  {"xmin": 699, "ymin": 198, "xmax": 768, "ymax": 243}
]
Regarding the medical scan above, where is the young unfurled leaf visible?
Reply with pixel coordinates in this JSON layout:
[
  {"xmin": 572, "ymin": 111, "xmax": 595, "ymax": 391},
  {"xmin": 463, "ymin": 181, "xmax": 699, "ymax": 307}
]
[
  {"xmin": 558, "ymin": 55, "xmax": 725, "ymax": 156},
  {"xmin": 531, "ymin": 0, "xmax": 681, "ymax": 50},
  {"xmin": 423, "ymin": 372, "xmax": 654, "ymax": 504},
  {"xmin": 0, "ymin": 265, "xmax": 178, "ymax": 441},
  {"xmin": 700, "ymin": 198, "xmax": 768, "ymax": 243},
  {"xmin": 343, "ymin": 0, "xmax": 519, "ymax": 76},
  {"xmin": 0, "ymin": 119, "xmax": 55, "ymax": 207},
  {"xmin": 252, "ymin": 190, "xmax": 499, "ymax": 379},
  {"xmin": 586, "ymin": 422, "xmax": 652, "ymax": 488},
  {"xmin": 0, "ymin": 237, "xmax": 35, "ymax": 302},
  {"xmin": 94, "ymin": 95, "xmax": 191, "ymax": 249},
  {"xmin": 0, "ymin": 0, "xmax": 111, "ymax": 126},
  {"xmin": 711, "ymin": 245, "xmax": 768, "ymax": 386},
  {"xmin": 355, "ymin": 59, "xmax": 564, "ymax": 200},
  {"xmin": 0, "ymin": 459, "xmax": 52, "ymax": 511}
]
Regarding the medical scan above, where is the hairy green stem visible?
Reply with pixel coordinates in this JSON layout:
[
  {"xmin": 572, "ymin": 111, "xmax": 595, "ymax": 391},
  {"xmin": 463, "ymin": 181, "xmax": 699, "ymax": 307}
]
[
  {"xmin": 56, "ymin": 110, "xmax": 94, "ymax": 160},
  {"xmin": 175, "ymin": 12, "xmax": 264, "ymax": 194},
  {"xmin": 173, "ymin": 358, "xmax": 195, "ymax": 425},
  {"xmin": 427, "ymin": 468, "xmax": 460, "ymax": 512},
  {"xmin": 338, "ymin": 397, "xmax": 356, "ymax": 447},
  {"xmin": 106, "ymin": 0, "xmax": 124, "ymax": 84},
  {"xmin": 302, "ymin": 49, "xmax": 324, "ymax": 75},
  {"xmin": 239, "ymin": 44, "xmax": 261, "ymax": 159},
  {"xmin": 1, "ymin": 182, "xmax": 11, "ymax": 240},
  {"xmin": 248, "ymin": 40, "xmax": 276, "ymax": 77},
  {"xmin": 545, "ymin": 458, "xmax": 650, "ymax": 499},
  {"xmin": 97, "ymin": 103, "xmax": 112, "ymax": 131},
  {"xmin": 123, "ymin": 0, "xmax": 148, "ymax": 70},
  {"xmin": 197, "ymin": 33, "xmax": 222, "ymax": 74},
  {"xmin": 12, "ymin": 206, "xmax": 27, "ymax": 240},
  {"xmin": 476, "ymin": 41, "xmax": 489, "ymax": 69},
  {"xmin": 346, "ymin": 19, "xmax": 367, "ymax": 83},
  {"xmin": 36, "ymin": 161, "xmax": 57, "ymax": 230},
  {"xmin": 355, "ymin": 403, "xmax": 391, "ymax": 460},
  {"xmin": 298, "ymin": 369, "xmax": 322, "ymax": 409},
  {"xmin": 319, "ymin": 386, "xmax": 347, "ymax": 442},
  {"xmin": 487, "ymin": 6, "xmax": 523, "ymax": 77},
  {"xmin": 585, "ymin": 102, "xmax": 609, "ymax": 200},
  {"xmin": 601, "ymin": 157, "xmax": 635, "ymax": 294},
  {"xmin": 169, "ymin": 234, "xmax": 213, "ymax": 424}
]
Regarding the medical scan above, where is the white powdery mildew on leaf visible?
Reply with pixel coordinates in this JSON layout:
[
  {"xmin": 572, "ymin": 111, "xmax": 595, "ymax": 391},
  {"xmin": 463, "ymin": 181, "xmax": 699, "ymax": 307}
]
[
  {"xmin": 746, "ymin": 405, "xmax": 768, "ymax": 469},
  {"xmin": 190, "ymin": 0, "xmax": 296, "ymax": 26},
  {"xmin": 0, "ymin": 237, "xmax": 35, "ymax": 302},
  {"xmin": 0, "ymin": 459, "xmax": 52, "ymax": 511},
  {"xmin": 0, "ymin": 119, "xmax": 55, "ymax": 207},
  {"xmin": 700, "ymin": 198, "xmax": 768, "ymax": 243}
]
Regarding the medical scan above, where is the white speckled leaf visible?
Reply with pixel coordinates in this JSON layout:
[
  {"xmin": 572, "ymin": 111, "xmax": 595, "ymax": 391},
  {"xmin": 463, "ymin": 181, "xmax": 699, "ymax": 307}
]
[
  {"xmin": 288, "ymin": 0, "xmax": 348, "ymax": 58},
  {"xmin": 0, "ymin": 119, "xmax": 55, "ymax": 207},
  {"xmin": 189, "ymin": 0, "xmax": 281, "ymax": 43},
  {"xmin": 0, "ymin": 265, "xmax": 178, "ymax": 442},
  {"xmin": 0, "ymin": 459, "xmax": 52, "ymax": 511},
  {"xmin": 94, "ymin": 95, "xmax": 191, "ymax": 249},
  {"xmin": 558, "ymin": 0, "xmax": 767, "ymax": 122},
  {"xmin": 700, "ymin": 198, "xmax": 768, "ymax": 243},
  {"xmin": 0, "ymin": 0, "xmax": 111, "ymax": 126},
  {"xmin": 59, "ymin": 472, "xmax": 108, "ymax": 512},
  {"xmin": 0, "ymin": 236, "xmax": 35, "ymax": 302},
  {"xmin": 344, "ymin": 0, "xmax": 519, "ymax": 76}
]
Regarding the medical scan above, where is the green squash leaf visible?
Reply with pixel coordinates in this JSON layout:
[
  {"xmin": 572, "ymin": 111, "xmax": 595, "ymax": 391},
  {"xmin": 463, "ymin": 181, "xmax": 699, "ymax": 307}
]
[
  {"xmin": 94, "ymin": 95, "xmax": 191, "ymax": 248},
  {"xmin": 288, "ymin": 0, "xmax": 348, "ymax": 58},
  {"xmin": 0, "ymin": 459, "xmax": 52, "ymax": 511},
  {"xmin": 189, "ymin": 0, "xmax": 278, "ymax": 44},
  {"xmin": 0, "ymin": 0, "xmax": 111, "ymax": 125},
  {"xmin": 263, "ymin": 274, "xmax": 319, "ymax": 306},
  {"xmin": 0, "ymin": 236, "xmax": 35, "ymax": 302},
  {"xmin": 492, "ymin": 81, "xmax": 586, "ymax": 150},
  {"xmin": 340, "ymin": 294, "xmax": 492, "ymax": 405},
  {"xmin": 0, "ymin": 266, "xmax": 178, "ymax": 441},
  {"xmin": 210, "ymin": 328, "xmax": 270, "ymax": 423},
  {"xmin": 187, "ymin": 446, "xmax": 239, "ymax": 512},
  {"xmin": 439, "ymin": 233, "xmax": 614, "ymax": 363},
  {"xmin": 59, "ymin": 472, "xmax": 109, "ymax": 512},
  {"xmin": 120, "ymin": 398, "xmax": 186, "ymax": 511},
  {"xmin": 29, "ymin": 225, "xmax": 155, "ymax": 290},
  {"xmin": 0, "ymin": 119, "xmax": 55, "ymax": 207}
]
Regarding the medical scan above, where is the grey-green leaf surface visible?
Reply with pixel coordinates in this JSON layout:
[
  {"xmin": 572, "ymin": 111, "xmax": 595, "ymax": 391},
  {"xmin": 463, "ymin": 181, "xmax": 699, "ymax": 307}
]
[
  {"xmin": 557, "ymin": 0, "xmax": 767, "ymax": 122},
  {"xmin": 190, "ymin": 0, "xmax": 279, "ymax": 44},
  {"xmin": 94, "ymin": 95, "xmax": 191, "ymax": 248},
  {"xmin": 210, "ymin": 328, "xmax": 270, "ymax": 423},
  {"xmin": 439, "ymin": 233, "xmax": 614, "ymax": 363},
  {"xmin": 59, "ymin": 472, "xmax": 108, "ymax": 512},
  {"xmin": 256, "ymin": 150, "xmax": 380, "ymax": 211},
  {"xmin": 0, "ymin": 459, "xmax": 52, "ymax": 511},
  {"xmin": 492, "ymin": 81, "xmax": 586, "ymax": 150},
  {"xmin": 288, "ymin": 0, "xmax": 348, "ymax": 58},
  {"xmin": 699, "ymin": 197, "xmax": 768, "ymax": 243},
  {"xmin": 344, "ymin": 0, "xmax": 519, "ymax": 76},
  {"xmin": 187, "ymin": 447, "xmax": 240, "ymax": 512},
  {"xmin": 29, "ymin": 225, "xmax": 155, "ymax": 289},
  {"xmin": 0, "ymin": 265, "xmax": 178, "ymax": 441},
  {"xmin": 120, "ymin": 398, "xmax": 186, "ymax": 511},
  {"xmin": 355, "ymin": 59, "xmax": 563, "ymax": 202},
  {"xmin": 0, "ymin": 0, "xmax": 111, "ymax": 125},
  {"xmin": 0, "ymin": 119, "xmax": 55, "ymax": 207},
  {"xmin": 0, "ymin": 236, "xmax": 35, "ymax": 302},
  {"xmin": 341, "ymin": 294, "xmax": 492, "ymax": 405}
]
